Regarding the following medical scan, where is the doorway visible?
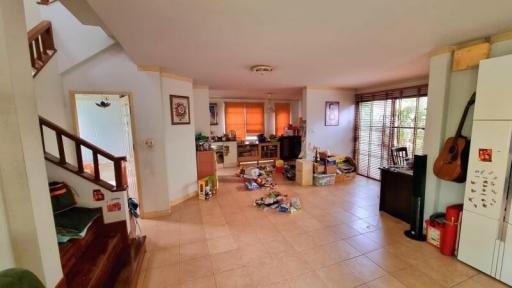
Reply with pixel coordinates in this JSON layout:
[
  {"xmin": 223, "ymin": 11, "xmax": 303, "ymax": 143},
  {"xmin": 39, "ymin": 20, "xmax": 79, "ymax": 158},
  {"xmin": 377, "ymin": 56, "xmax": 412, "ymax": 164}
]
[{"xmin": 71, "ymin": 92, "xmax": 142, "ymax": 208}]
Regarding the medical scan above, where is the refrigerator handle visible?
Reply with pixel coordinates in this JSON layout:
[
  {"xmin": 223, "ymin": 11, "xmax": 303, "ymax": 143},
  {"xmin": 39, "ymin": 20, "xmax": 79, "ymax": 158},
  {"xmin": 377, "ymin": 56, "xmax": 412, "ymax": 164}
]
[{"xmin": 500, "ymin": 146, "xmax": 512, "ymax": 242}]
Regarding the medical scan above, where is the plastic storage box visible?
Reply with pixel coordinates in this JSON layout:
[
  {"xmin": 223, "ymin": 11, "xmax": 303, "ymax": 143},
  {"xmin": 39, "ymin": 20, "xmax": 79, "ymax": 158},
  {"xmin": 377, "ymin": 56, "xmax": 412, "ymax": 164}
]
[{"xmin": 313, "ymin": 173, "xmax": 336, "ymax": 186}]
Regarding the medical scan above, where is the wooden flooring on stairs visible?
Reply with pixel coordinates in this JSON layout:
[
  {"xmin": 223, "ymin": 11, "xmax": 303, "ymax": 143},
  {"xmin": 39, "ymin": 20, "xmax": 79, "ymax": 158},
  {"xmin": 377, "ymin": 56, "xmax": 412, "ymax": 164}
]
[{"xmin": 58, "ymin": 216, "xmax": 146, "ymax": 288}]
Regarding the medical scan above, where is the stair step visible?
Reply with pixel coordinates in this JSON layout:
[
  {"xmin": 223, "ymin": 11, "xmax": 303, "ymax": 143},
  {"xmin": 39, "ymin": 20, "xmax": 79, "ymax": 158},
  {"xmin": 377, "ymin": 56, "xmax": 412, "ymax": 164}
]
[
  {"xmin": 115, "ymin": 236, "xmax": 147, "ymax": 288},
  {"xmin": 66, "ymin": 233, "xmax": 124, "ymax": 288}
]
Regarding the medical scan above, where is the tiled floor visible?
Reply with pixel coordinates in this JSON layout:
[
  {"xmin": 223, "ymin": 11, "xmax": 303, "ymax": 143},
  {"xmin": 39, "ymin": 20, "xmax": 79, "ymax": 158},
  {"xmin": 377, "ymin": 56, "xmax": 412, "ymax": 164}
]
[{"xmin": 137, "ymin": 173, "xmax": 508, "ymax": 288}]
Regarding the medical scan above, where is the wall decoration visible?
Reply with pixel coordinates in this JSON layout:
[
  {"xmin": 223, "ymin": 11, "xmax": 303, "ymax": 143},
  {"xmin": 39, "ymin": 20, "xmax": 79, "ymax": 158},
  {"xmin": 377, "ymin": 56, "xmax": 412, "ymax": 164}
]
[
  {"xmin": 170, "ymin": 95, "xmax": 191, "ymax": 125},
  {"xmin": 209, "ymin": 103, "xmax": 218, "ymax": 125},
  {"xmin": 325, "ymin": 101, "xmax": 340, "ymax": 126},
  {"xmin": 107, "ymin": 198, "xmax": 122, "ymax": 212},
  {"xmin": 93, "ymin": 189, "xmax": 104, "ymax": 201}
]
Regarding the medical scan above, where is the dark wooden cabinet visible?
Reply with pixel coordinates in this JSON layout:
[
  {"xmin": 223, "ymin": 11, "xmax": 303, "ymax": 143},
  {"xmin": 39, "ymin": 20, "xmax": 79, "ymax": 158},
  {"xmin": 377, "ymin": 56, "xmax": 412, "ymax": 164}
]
[{"xmin": 379, "ymin": 168, "xmax": 413, "ymax": 224}]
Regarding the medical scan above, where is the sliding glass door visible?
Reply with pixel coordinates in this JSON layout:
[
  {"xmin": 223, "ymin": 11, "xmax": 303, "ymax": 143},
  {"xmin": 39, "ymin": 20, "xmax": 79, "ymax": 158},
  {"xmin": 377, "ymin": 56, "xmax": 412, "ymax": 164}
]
[{"xmin": 354, "ymin": 86, "xmax": 428, "ymax": 180}]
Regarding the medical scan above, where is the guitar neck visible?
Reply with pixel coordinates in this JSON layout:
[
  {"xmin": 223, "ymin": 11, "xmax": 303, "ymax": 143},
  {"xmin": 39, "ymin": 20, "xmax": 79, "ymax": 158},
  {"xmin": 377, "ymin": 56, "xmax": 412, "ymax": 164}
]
[{"xmin": 455, "ymin": 92, "xmax": 476, "ymax": 138}]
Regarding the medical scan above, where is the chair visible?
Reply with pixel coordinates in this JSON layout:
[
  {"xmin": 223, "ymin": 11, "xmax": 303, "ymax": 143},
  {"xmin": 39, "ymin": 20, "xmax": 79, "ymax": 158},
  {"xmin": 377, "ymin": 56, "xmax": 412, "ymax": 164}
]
[{"xmin": 391, "ymin": 147, "xmax": 408, "ymax": 166}]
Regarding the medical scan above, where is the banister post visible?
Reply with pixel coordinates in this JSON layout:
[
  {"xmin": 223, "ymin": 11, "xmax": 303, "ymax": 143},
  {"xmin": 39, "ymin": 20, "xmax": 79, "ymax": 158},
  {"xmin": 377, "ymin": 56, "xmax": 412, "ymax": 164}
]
[
  {"xmin": 93, "ymin": 152, "xmax": 100, "ymax": 181},
  {"xmin": 75, "ymin": 142, "xmax": 83, "ymax": 173},
  {"xmin": 114, "ymin": 159, "xmax": 127, "ymax": 191},
  {"xmin": 55, "ymin": 132, "xmax": 66, "ymax": 164}
]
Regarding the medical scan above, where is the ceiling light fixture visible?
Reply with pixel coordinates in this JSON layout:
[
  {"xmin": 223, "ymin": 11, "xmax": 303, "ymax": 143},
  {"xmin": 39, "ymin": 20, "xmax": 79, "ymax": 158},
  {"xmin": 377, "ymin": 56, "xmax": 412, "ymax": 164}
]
[
  {"xmin": 95, "ymin": 96, "xmax": 111, "ymax": 108},
  {"xmin": 251, "ymin": 64, "xmax": 273, "ymax": 75}
]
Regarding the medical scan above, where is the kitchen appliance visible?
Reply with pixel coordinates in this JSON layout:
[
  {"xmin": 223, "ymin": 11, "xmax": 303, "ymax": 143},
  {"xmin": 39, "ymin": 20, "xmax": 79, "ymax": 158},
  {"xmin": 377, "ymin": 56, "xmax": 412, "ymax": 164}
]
[
  {"xmin": 458, "ymin": 54, "xmax": 512, "ymax": 286},
  {"xmin": 211, "ymin": 141, "xmax": 238, "ymax": 168}
]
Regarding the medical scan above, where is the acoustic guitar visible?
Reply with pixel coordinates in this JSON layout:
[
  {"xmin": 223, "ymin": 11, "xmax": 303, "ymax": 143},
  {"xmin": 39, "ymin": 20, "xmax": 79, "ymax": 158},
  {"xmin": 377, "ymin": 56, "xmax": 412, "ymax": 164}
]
[{"xmin": 433, "ymin": 92, "xmax": 476, "ymax": 183}]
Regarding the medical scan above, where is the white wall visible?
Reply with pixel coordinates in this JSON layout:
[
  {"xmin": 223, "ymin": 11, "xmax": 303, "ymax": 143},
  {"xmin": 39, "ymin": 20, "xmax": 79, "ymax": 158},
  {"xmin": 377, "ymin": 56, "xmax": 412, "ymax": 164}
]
[
  {"xmin": 161, "ymin": 76, "xmax": 199, "ymax": 204},
  {"xmin": 424, "ymin": 39, "xmax": 512, "ymax": 218},
  {"xmin": 303, "ymin": 87, "xmax": 355, "ymax": 159},
  {"xmin": 46, "ymin": 162, "xmax": 129, "ymax": 224},
  {"xmin": 61, "ymin": 44, "xmax": 170, "ymax": 215},
  {"xmin": 0, "ymin": 1, "xmax": 62, "ymax": 285},
  {"xmin": 193, "ymin": 87, "xmax": 210, "ymax": 136},
  {"xmin": 0, "ymin": 180, "xmax": 15, "ymax": 271},
  {"xmin": 39, "ymin": 1, "xmax": 115, "ymax": 72}
]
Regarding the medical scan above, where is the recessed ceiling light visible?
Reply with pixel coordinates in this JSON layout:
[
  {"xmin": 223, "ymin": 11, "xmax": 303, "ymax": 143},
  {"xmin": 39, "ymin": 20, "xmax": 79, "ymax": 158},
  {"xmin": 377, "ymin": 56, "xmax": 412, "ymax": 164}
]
[{"xmin": 251, "ymin": 65, "xmax": 273, "ymax": 75}]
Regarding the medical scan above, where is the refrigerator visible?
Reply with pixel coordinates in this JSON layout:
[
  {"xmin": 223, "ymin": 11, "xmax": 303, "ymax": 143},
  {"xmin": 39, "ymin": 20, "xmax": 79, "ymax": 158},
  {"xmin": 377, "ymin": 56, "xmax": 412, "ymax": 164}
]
[{"xmin": 458, "ymin": 54, "xmax": 512, "ymax": 286}]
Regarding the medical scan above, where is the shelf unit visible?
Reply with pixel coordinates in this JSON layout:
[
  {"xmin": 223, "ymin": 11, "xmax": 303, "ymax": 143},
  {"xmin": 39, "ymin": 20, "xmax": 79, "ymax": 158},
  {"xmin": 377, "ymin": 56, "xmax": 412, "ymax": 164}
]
[
  {"xmin": 237, "ymin": 142, "xmax": 280, "ymax": 164},
  {"xmin": 259, "ymin": 143, "xmax": 280, "ymax": 161},
  {"xmin": 237, "ymin": 143, "xmax": 259, "ymax": 163}
]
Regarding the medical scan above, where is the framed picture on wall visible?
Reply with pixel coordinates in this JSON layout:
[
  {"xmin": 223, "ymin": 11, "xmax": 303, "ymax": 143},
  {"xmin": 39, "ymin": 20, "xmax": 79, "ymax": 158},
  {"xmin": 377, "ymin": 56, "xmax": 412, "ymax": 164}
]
[
  {"xmin": 209, "ymin": 103, "xmax": 218, "ymax": 125},
  {"xmin": 325, "ymin": 101, "xmax": 340, "ymax": 126},
  {"xmin": 170, "ymin": 95, "xmax": 191, "ymax": 125}
]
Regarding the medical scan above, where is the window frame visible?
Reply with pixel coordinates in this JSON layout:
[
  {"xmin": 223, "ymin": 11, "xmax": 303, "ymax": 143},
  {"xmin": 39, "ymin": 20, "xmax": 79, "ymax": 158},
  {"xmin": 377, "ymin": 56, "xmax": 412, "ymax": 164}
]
[{"xmin": 354, "ymin": 85, "xmax": 428, "ymax": 180}]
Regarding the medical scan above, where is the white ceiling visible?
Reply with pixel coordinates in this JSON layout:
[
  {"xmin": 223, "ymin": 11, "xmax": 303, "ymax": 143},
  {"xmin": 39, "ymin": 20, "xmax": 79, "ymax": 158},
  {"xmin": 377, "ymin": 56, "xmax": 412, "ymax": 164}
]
[{"xmin": 88, "ymin": 0, "xmax": 512, "ymax": 96}]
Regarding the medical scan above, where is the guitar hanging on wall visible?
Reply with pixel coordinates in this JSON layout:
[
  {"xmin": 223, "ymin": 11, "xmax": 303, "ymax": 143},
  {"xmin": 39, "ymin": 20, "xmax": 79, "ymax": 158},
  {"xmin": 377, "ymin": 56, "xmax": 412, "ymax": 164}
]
[{"xmin": 433, "ymin": 92, "xmax": 476, "ymax": 183}]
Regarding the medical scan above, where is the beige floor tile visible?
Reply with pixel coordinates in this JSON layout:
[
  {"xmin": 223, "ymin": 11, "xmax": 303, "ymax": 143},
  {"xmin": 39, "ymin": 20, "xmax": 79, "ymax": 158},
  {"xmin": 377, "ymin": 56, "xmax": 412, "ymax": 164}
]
[
  {"xmin": 145, "ymin": 245, "xmax": 180, "ymax": 269},
  {"xmin": 142, "ymin": 264, "xmax": 180, "ymax": 288},
  {"xmin": 452, "ymin": 274, "xmax": 510, "ymax": 288},
  {"xmin": 342, "ymin": 255, "xmax": 387, "ymax": 283},
  {"xmin": 317, "ymin": 261, "xmax": 366, "ymax": 288},
  {"xmin": 180, "ymin": 241, "xmax": 210, "ymax": 261},
  {"xmin": 415, "ymin": 255, "xmax": 478, "ymax": 287},
  {"xmin": 391, "ymin": 267, "xmax": 445, "ymax": 288},
  {"xmin": 286, "ymin": 232, "xmax": 317, "ymax": 251},
  {"xmin": 207, "ymin": 234, "xmax": 238, "ymax": 254},
  {"xmin": 325, "ymin": 240, "xmax": 361, "ymax": 262},
  {"xmin": 215, "ymin": 266, "xmax": 257, "ymax": 288},
  {"xmin": 366, "ymin": 275, "xmax": 407, "ymax": 288},
  {"xmin": 300, "ymin": 245, "xmax": 337, "ymax": 269},
  {"xmin": 366, "ymin": 248, "xmax": 410, "ymax": 273},
  {"xmin": 139, "ymin": 174, "xmax": 494, "ymax": 288},
  {"xmin": 211, "ymin": 248, "xmax": 245, "ymax": 273},
  {"xmin": 205, "ymin": 223, "xmax": 231, "ymax": 239},
  {"xmin": 180, "ymin": 255, "xmax": 214, "ymax": 283},
  {"xmin": 181, "ymin": 275, "xmax": 216, "ymax": 288},
  {"xmin": 289, "ymin": 271, "xmax": 327, "ymax": 288},
  {"xmin": 247, "ymin": 258, "xmax": 287, "ymax": 286},
  {"xmin": 276, "ymin": 254, "xmax": 313, "ymax": 278}
]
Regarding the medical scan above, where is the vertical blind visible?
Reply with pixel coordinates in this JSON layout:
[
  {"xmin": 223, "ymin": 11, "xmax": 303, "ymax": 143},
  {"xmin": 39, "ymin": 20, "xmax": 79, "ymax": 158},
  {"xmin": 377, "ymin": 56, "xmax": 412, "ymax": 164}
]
[
  {"xmin": 225, "ymin": 102, "xmax": 265, "ymax": 139},
  {"xmin": 354, "ymin": 85, "xmax": 428, "ymax": 180},
  {"xmin": 274, "ymin": 103, "xmax": 291, "ymax": 136}
]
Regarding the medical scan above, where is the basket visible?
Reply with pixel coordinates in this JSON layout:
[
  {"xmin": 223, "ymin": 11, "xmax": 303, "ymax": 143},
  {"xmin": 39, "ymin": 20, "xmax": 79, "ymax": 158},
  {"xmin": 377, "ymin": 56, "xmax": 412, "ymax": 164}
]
[{"xmin": 313, "ymin": 173, "xmax": 336, "ymax": 186}]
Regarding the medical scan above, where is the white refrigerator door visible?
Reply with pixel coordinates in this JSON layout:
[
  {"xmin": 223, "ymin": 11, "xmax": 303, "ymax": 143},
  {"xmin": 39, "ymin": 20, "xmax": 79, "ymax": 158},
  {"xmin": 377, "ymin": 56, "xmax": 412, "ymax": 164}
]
[
  {"xmin": 474, "ymin": 54, "xmax": 512, "ymax": 121},
  {"xmin": 458, "ymin": 210, "xmax": 501, "ymax": 275},
  {"xmin": 463, "ymin": 121, "xmax": 512, "ymax": 220},
  {"xmin": 499, "ymin": 223, "xmax": 512, "ymax": 285}
]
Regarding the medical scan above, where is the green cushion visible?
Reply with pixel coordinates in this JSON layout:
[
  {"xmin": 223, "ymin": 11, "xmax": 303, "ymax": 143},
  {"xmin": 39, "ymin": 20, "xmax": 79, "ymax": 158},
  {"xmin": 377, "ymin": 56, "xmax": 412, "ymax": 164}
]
[
  {"xmin": 54, "ymin": 207, "xmax": 101, "ymax": 232},
  {"xmin": 0, "ymin": 268, "xmax": 45, "ymax": 288},
  {"xmin": 54, "ymin": 207, "xmax": 101, "ymax": 243},
  {"xmin": 49, "ymin": 181, "xmax": 76, "ymax": 213}
]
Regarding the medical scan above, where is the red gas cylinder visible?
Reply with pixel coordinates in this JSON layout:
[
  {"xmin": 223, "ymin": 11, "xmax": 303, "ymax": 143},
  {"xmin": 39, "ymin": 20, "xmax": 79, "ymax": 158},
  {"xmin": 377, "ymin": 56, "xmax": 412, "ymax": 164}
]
[{"xmin": 440, "ymin": 204, "xmax": 463, "ymax": 256}]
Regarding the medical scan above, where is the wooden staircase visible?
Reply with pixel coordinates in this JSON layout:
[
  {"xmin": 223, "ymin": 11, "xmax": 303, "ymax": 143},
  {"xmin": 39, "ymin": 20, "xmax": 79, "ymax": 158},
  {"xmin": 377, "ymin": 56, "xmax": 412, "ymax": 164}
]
[
  {"xmin": 58, "ymin": 212, "xmax": 146, "ymax": 288},
  {"xmin": 39, "ymin": 116, "xmax": 128, "ymax": 192},
  {"xmin": 38, "ymin": 117, "xmax": 145, "ymax": 287}
]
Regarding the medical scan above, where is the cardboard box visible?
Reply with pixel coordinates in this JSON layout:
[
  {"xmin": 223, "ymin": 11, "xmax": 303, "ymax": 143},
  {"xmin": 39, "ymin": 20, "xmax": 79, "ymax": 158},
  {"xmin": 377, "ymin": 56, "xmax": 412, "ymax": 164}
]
[
  {"xmin": 313, "ymin": 163, "xmax": 325, "ymax": 173},
  {"xmin": 335, "ymin": 173, "xmax": 356, "ymax": 183},
  {"xmin": 325, "ymin": 165, "xmax": 337, "ymax": 174}
]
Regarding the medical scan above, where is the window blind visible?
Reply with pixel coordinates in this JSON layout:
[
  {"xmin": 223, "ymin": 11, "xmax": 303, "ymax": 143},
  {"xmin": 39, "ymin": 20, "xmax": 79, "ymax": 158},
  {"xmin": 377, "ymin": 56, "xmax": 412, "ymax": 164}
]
[
  {"xmin": 245, "ymin": 103, "xmax": 265, "ymax": 135},
  {"xmin": 354, "ymin": 85, "xmax": 428, "ymax": 180},
  {"xmin": 274, "ymin": 103, "xmax": 291, "ymax": 136},
  {"xmin": 225, "ymin": 102, "xmax": 246, "ymax": 139}
]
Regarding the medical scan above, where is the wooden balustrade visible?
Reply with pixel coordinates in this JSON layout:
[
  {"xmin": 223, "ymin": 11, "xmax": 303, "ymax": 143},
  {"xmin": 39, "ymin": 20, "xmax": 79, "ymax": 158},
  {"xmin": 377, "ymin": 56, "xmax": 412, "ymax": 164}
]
[
  {"xmin": 28, "ymin": 21, "xmax": 57, "ymax": 77},
  {"xmin": 39, "ymin": 116, "xmax": 128, "ymax": 192}
]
